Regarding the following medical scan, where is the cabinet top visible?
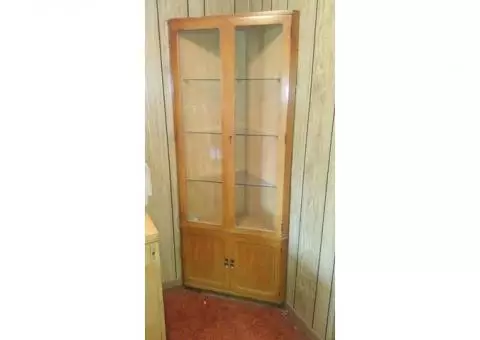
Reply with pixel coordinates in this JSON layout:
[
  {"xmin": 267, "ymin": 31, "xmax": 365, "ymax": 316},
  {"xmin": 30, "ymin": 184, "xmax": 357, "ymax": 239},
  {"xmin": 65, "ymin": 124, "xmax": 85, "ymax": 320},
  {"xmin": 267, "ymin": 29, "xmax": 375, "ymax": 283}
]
[{"xmin": 168, "ymin": 10, "xmax": 299, "ymax": 28}]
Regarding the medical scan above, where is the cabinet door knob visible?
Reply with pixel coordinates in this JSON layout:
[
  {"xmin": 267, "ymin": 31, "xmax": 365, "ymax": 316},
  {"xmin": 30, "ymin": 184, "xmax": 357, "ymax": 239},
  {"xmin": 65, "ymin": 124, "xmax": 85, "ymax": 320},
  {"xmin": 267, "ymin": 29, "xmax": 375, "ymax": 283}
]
[
  {"xmin": 224, "ymin": 258, "xmax": 229, "ymax": 268},
  {"xmin": 229, "ymin": 259, "xmax": 235, "ymax": 268}
]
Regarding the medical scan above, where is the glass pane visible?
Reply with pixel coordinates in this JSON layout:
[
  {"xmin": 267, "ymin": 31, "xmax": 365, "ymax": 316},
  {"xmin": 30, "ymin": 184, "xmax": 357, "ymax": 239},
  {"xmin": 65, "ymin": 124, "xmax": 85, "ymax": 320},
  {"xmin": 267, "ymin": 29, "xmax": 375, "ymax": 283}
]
[
  {"xmin": 234, "ymin": 24, "xmax": 284, "ymax": 231},
  {"xmin": 179, "ymin": 29, "xmax": 222, "ymax": 225}
]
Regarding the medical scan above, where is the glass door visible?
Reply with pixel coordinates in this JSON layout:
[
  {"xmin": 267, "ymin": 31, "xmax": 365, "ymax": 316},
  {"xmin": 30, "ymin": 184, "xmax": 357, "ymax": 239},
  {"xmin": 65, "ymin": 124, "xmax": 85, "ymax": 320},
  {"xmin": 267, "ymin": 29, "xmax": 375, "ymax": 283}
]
[
  {"xmin": 233, "ymin": 24, "xmax": 285, "ymax": 232},
  {"xmin": 177, "ymin": 28, "xmax": 223, "ymax": 225}
]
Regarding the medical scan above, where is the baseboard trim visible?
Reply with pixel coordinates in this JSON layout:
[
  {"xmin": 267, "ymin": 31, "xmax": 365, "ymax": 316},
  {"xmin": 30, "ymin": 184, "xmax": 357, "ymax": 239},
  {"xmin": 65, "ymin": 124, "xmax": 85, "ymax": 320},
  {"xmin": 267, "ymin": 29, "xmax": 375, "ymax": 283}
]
[
  {"xmin": 162, "ymin": 279, "xmax": 182, "ymax": 290},
  {"xmin": 286, "ymin": 303, "xmax": 321, "ymax": 340}
]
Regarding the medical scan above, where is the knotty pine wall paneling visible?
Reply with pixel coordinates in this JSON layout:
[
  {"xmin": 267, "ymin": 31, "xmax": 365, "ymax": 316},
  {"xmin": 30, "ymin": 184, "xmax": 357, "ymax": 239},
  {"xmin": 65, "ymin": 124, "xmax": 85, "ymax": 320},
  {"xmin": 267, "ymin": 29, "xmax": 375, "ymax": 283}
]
[
  {"xmin": 188, "ymin": 0, "xmax": 204, "ymax": 16},
  {"xmin": 289, "ymin": 0, "xmax": 335, "ymax": 324},
  {"xmin": 205, "ymin": 0, "xmax": 234, "ymax": 15},
  {"xmin": 312, "ymin": 127, "xmax": 335, "ymax": 338},
  {"xmin": 285, "ymin": 0, "xmax": 321, "ymax": 306},
  {"xmin": 234, "ymin": 0, "xmax": 250, "ymax": 13},
  {"xmin": 285, "ymin": 0, "xmax": 335, "ymax": 338},
  {"xmin": 146, "ymin": 0, "xmax": 178, "ymax": 283},
  {"xmin": 155, "ymin": 0, "xmax": 187, "ymax": 285}
]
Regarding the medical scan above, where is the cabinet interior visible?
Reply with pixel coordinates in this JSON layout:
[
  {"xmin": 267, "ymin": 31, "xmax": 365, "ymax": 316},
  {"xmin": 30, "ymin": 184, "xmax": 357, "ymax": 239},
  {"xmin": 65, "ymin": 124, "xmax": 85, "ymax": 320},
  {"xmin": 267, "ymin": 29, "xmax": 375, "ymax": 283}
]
[{"xmin": 178, "ymin": 25, "xmax": 284, "ymax": 231}]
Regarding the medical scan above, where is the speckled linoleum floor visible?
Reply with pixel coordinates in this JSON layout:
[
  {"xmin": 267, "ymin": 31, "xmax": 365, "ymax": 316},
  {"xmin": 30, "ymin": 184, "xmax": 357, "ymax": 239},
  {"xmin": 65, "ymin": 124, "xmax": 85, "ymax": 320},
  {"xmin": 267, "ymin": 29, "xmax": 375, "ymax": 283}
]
[{"xmin": 164, "ymin": 287, "xmax": 310, "ymax": 340}]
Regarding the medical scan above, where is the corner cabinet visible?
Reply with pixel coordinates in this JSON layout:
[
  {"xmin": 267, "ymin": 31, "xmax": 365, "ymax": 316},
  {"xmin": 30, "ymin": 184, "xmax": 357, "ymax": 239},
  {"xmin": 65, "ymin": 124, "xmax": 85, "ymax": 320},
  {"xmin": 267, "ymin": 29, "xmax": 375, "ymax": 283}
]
[{"xmin": 168, "ymin": 10, "xmax": 299, "ymax": 304}]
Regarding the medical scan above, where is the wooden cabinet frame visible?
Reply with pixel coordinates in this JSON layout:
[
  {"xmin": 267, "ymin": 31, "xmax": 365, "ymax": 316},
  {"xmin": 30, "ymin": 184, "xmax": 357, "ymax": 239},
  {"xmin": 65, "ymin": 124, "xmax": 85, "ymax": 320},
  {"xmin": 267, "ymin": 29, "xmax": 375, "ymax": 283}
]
[{"xmin": 168, "ymin": 10, "xmax": 299, "ymax": 304}]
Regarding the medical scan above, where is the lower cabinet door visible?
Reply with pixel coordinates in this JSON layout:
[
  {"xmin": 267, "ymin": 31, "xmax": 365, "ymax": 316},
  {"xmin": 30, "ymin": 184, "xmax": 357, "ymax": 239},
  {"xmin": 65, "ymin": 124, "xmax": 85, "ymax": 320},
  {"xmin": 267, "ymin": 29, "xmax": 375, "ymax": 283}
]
[
  {"xmin": 228, "ymin": 235, "xmax": 286, "ymax": 303},
  {"xmin": 182, "ymin": 227, "xmax": 229, "ymax": 291}
]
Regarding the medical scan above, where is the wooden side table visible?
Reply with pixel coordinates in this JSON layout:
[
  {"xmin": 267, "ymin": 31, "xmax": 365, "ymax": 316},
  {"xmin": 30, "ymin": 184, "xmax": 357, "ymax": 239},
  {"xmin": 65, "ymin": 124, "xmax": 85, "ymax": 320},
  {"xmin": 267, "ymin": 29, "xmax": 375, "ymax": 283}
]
[{"xmin": 145, "ymin": 214, "xmax": 166, "ymax": 340}]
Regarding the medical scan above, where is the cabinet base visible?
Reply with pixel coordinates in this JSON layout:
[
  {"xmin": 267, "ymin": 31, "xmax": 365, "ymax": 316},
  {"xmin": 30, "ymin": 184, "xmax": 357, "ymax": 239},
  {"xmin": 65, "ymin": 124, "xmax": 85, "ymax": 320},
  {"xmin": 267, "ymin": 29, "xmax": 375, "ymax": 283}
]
[{"xmin": 183, "ymin": 283, "xmax": 284, "ymax": 306}]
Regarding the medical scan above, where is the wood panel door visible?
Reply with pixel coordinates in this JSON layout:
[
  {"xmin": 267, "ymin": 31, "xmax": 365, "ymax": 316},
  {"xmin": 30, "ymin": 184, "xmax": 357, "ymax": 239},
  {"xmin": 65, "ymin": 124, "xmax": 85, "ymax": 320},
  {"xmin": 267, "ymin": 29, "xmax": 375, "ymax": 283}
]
[
  {"xmin": 182, "ymin": 228, "xmax": 229, "ymax": 291},
  {"xmin": 228, "ymin": 235, "xmax": 286, "ymax": 303}
]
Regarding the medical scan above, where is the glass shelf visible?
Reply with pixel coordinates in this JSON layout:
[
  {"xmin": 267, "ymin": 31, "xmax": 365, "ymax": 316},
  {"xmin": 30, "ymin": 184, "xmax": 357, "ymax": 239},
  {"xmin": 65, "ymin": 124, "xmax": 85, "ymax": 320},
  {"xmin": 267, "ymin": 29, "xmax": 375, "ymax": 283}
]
[
  {"xmin": 234, "ymin": 129, "xmax": 278, "ymax": 137},
  {"xmin": 184, "ymin": 131, "xmax": 222, "ymax": 135},
  {"xmin": 186, "ymin": 175, "xmax": 223, "ymax": 184},
  {"xmin": 184, "ymin": 130, "xmax": 278, "ymax": 138},
  {"xmin": 188, "ymin": 214, "xmax": 222, "ymax": 224},
  {"xmin": 182, "ymin": 78, "xmax": 281, "ymax": 81},
  {"xmin": 186, "ymin": 171, "xmax": 274, "ymax": 188},
  {"xmin": 235, "ymin": 171, "xmax": 275, "ymax": 188},
  {"xmin": 183, "ymin": 130, "xmax": 278, "ymax": 137}
]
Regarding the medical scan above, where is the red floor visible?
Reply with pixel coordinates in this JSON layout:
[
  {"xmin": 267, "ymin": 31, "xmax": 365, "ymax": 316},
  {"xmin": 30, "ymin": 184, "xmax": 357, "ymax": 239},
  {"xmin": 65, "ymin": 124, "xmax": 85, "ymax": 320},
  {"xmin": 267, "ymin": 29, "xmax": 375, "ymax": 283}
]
[{"xmin": 164, "ymin": 287, "xmax": 309, "ymax": 340}]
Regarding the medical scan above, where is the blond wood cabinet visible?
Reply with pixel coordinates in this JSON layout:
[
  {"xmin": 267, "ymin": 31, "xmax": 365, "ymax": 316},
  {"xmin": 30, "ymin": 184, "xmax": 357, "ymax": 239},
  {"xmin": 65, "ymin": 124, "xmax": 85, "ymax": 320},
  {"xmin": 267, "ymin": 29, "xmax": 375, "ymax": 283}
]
[
  {"xmin": 145, "ymin": 215, "xmax": 166, "ymax": 340},
  {"xmin": 169, "ymin": 10, "xmax": 299, "ymax": 304},
  {"xmin": 181, "ymin": 228, "xmax": 229, "ymax": 290},
  {"xmin": 229, "ymin": 235, "xmax": 288, "ymax": 302}
]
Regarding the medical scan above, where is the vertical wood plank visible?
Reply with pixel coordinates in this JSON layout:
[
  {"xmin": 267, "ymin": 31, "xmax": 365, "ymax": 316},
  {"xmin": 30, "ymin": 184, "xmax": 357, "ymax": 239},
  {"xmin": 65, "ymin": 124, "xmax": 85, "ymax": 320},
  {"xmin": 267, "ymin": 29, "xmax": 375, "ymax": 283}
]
[
  {"xmin": 146, "ymin": 0, "xmax": 177, "ymax": 282},
  {"xmin": 325, "ymin": 271, "xmax": 335, "ymax": 340},
  {"xmin": 262, "ymin": 0, "xmax": 273, "ymax": 11},
  {"xmin": 156, "ymin": 0, "xmax": 189, "ymax": 281},
  {"xmin": 235, "ymin": 0, "xmax": 250, "ymax": 13},
  {"xmin": 313, "ymin": 127, "xmax": 335, "ymax": 335},
  {"xmin": 145, "ymin": 115, "xmax": 152, "ymax": 165},
  {"xmin": 272, "ymin": 0, "xmax": 288, "ymax": 10},
  {"xmin": 188, "ymin": 0, "xmax": 205, "ymax": 17},
  {"xmin": 249, "ymin": 0, "xmax": 263, "ymax": 12},
  {"xmin": 205, "ymin": 0, "xmax": 234, "ymax": 15},
  {"xmin": 293, "ymin": 0, "xmax": 335, "ymax": 323},
  {"xmin": 285, "ymin": 0, "xmax": 319, "ymax": 306}
]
